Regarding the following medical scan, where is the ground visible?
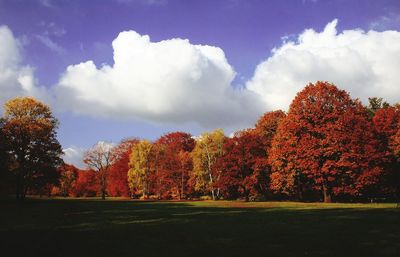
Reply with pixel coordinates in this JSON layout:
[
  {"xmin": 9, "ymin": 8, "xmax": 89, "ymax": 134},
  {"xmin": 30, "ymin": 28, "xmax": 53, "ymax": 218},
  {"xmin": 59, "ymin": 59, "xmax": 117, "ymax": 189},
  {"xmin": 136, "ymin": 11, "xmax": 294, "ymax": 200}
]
[{"xmin": 0, "ymin": 198, "xmax": 399, "ymax": 257}]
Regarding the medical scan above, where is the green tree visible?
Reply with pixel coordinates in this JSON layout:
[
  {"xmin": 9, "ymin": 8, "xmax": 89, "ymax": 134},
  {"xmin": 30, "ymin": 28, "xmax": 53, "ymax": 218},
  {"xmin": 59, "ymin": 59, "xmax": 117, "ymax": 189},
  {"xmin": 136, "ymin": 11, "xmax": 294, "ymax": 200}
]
[
  {"xmin": 2, "ymin": 97, "xmax": 63, "ymax": 200},
  {"xmin": 366, "ymin": 97, "xmax": 390, "ymax": 117}
]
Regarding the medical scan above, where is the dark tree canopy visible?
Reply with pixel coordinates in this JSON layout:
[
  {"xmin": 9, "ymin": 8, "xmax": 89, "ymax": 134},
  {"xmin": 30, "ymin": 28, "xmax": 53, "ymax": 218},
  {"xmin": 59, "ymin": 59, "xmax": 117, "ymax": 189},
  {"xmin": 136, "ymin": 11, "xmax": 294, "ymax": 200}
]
[{"xmin": 1, "ymin": 97, "xmax": 63, "ymax": 199}]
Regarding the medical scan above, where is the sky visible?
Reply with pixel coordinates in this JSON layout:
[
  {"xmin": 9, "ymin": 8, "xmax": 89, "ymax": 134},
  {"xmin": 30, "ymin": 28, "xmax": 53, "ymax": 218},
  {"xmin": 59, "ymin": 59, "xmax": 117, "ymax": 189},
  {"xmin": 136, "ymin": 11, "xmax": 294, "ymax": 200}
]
[{"xmin": 0, "ymin": 0, "xmax": 399, "ymax": 168}]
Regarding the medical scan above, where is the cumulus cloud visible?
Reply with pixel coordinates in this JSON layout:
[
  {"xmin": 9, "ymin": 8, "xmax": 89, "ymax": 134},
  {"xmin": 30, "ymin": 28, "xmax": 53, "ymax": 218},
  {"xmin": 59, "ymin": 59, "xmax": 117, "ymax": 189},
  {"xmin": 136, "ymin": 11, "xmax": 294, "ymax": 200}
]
[
  {"xmin": 247, "ymin": 19, "xmax": 400, "ymax": 110},
  {"xmin": 63, "ymin": 146, "xmax": 86, "ymax": 169},
  {"xmin": 54, "ymin": 31, "xmax": 265, "ymax": 129},
  {"xmin": 0, "ymin": 25, "xmax": 48, "ymax": 106}
]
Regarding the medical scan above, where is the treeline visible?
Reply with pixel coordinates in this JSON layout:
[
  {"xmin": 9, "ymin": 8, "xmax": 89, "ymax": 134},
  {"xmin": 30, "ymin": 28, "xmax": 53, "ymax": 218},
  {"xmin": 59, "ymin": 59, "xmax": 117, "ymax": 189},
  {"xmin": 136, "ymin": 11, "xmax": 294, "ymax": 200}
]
[{"xmin": 1, "ymin": 82, "xmax": 400, "ymax": 202}]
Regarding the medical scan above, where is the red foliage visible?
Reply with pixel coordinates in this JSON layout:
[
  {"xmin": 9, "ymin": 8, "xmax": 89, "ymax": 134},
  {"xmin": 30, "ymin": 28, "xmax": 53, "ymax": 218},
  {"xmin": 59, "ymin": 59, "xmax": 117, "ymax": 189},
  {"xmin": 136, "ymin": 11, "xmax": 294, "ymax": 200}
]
[
  {"xmin": 270, "ymin": 82, "xmax": 384, "ymax": 202},
  {"xmin": 215, "ymin": 130, "xmax": 267, "ymax": 200},
  {"xmin": 107, "ymin": 139, "xmax": 138, "ymax": 197},
  {"xmin": 373, "ymin": 106, "xmax": 400, "ymax": 150},
  {"xmin": 373, "ymin": 106, "xmax": 400, "ymax": 198},
  {"xmin": 254, "ymin": 110, "xmax": 286, "ymax": 148},
  {"xmin": 154, "ymin": 132, "xmax": 195, "ymax": 199},
  {"xmin": 70, "ymin": 169, "xmax": 98, "ymax": 197}
]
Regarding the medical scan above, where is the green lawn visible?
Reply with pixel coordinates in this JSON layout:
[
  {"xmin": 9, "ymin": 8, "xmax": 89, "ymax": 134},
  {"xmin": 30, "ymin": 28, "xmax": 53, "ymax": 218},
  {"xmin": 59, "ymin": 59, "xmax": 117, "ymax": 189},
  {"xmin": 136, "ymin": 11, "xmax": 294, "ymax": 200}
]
[{"xmin": 0, "ymin": 198, "xmax": 399, "ymax": 257}]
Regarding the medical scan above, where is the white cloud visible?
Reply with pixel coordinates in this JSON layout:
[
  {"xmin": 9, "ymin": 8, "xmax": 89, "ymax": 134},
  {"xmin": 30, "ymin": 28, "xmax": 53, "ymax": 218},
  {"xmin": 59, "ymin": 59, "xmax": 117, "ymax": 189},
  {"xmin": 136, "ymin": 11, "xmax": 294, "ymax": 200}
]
[
  {"xmin": 247, "ymin": 19, "xmax": 400, "ymax": 110},
  {"xmin": 369, "ymin": 13, "xmax": 400, "ymax": 31},
  {"xmin": 63, "ymin": 146, "xmax": 86, "ymax": 169},
  {"xmin": 36, "ymin": 34, "xmax": 65, "ymax": 54},
  {"xmin": 54, "ymin": 31, "xmax": 265, "ymax": 129},
  {"xmin": 0, "ymin": 25, "xmax": 48, "ymax": 106}
]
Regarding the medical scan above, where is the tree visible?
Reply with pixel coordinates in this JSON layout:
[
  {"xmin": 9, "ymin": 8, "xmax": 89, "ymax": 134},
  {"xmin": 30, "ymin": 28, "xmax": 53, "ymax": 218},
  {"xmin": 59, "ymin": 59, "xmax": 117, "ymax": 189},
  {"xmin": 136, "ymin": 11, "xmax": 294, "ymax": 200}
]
[
  {"xmin": 252, "ymin": 110, "xmax": 286, "ymax": 198},
  {"xmin": 1, "ymin": 97, "xmax": 63, "ymax": 200},
  {"xmin": 373, "ymin": 105, "xmax": 400, "ymax": 200},
  {"xmin": 107, "ymin": 139, "xmax": 138, "ymax": 197},
  {"xmin": 0, "ymin": 118, "xmax": 11, "ymax": 195},
  {"xmin": 84, "ymin": 141, "xmax": 115, "ymax": 200},
  {"xmin": 366, "ymin": 97, "xmax": 390, "ymax": 117},
  {"xmin": 192, "ymin": 129, "xmax": 226, "ymax": 200},
  {"xmin": 155, "ymin": 132, "xmax": 195, "ymax": 199},
  {"xmin": 216, "ymin": 130, "xmax": 267, "ymax": 201},
  {"xmin": 71, "ymin": 169, "xmax": 98, "ymax": 197},
  {"xmin": 270, "ymin": 82, "xmax": 383, "ymax": 202},
  {"xmin": 128, "ymin": 140, "xmax": 153, "ymax": 199},
  {"xmin": 58, "ymin": 164, "xmax": 78, "ymax": 197},
  {"xmin": 254, "ymin": 110, "xmax": 286, "ymax": 148},
  {"xmin": 392, "ymin": 126, "xmax": 400, "ymax": 202}
]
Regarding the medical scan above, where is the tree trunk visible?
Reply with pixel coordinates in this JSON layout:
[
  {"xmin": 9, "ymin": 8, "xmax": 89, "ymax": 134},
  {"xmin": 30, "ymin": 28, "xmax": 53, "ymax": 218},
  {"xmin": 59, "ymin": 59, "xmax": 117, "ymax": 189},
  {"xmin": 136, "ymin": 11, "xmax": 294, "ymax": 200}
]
[
  {"xmin": 209, "ymin": 173, "xmax": 216, "ymax": 200},
  {"xmin": 322, "ymin": 183, "xmax": 332, "ymax": 203},
  {"xmin": 101, "ymin": 173, "xmax": 106, "ymax": 200},
  {"xmin": 142, "ymin": 180, "xmax": 146, "ymax": 199},
  {"xmin": 181, "ymin": 170, "xmax": 184, "ymax": 200},
  {"xmin": 295, "ymin": 174, "xmax": 303, "ymax": 202},
  {"xmin": 16, "ymin": 172, "xmax": 21, "ymax": 200},
  {"xmin": 210, "ymin": 189, "xmax": 215, "ymax": 201}
]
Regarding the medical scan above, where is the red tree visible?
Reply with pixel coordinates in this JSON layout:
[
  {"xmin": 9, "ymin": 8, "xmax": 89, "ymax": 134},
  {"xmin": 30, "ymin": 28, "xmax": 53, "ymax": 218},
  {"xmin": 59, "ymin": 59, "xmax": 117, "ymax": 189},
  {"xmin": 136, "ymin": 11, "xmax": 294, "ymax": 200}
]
[
  {"xmin": 155, "ymin": 132, "xmax": 195, "ymax": 199},
  {"xmin": 270, "ymin": 82, "xmax": 383, "ymax": 202},
  {"xmin": 373, "ymin": 106, "xmax": 400, "ymax": 199},
  {"xmin": 254, "ymin": 110, "xmax": 286, "ymax": 148},
  {"xmin": 215, "ymin": 130, "xmax": 267, "ymax": 201},
  {"xmin": 107, "ymin": 139, "xmax": 138, "ymax": 197},
  {"xmin": 71, "ymin": 169, "xmax": 98, "ymax": 197}
]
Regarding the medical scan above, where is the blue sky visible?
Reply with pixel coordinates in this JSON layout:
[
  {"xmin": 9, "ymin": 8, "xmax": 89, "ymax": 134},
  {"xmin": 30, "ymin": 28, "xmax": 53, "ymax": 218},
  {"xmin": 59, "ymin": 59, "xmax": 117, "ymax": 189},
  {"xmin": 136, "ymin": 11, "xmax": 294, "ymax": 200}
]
[{"xmin": 0, "ymin": 0, "xmax": 399, "ymax": 167}]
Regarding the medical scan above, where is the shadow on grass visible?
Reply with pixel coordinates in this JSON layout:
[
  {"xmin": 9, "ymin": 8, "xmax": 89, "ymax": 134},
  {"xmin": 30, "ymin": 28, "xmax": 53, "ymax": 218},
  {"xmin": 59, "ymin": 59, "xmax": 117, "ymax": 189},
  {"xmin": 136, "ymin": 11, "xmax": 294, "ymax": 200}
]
[{"xmin": 0, "ymin": 199, "xmax": 399, "ymax": 257}]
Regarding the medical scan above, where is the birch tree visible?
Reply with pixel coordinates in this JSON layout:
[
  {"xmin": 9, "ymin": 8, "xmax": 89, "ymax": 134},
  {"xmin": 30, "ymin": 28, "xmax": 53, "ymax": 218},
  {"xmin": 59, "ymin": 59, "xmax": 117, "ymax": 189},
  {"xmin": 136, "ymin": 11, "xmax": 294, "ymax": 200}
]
[{"xmin": 192, "ymin": 129, "xmax": 225, "ymax": 200}]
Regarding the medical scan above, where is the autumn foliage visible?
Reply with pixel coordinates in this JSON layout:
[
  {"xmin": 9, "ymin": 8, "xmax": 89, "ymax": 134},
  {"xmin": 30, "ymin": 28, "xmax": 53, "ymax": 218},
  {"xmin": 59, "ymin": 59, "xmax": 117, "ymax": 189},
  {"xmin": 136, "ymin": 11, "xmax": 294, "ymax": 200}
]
[
  {"xmin": 107, "ymin": 139, "xmax": 138, "ymax": 197},
  {"xmin": 270, "ymin": 82, "xmax": 384, "ymax": 202},
  {"xmin": 2, "ymin": 82, "xmax": 400, "ymax": 203}
]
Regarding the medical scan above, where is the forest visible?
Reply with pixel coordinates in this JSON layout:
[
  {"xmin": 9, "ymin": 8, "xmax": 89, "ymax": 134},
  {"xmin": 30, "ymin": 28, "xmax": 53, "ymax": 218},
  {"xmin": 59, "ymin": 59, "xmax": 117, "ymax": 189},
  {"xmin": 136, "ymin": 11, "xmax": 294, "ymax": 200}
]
[{"xmin": 1, "ymin": 81, "xmax": 400, "ymax": 203}]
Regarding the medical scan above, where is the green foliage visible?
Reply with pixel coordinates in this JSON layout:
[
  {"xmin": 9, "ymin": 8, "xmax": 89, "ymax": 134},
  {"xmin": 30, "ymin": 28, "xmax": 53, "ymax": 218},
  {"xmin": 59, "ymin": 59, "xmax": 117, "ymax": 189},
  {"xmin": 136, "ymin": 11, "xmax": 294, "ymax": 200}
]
[{"xmin": 366, "ymin": 97, "xmax": 390, "ymax": 117}]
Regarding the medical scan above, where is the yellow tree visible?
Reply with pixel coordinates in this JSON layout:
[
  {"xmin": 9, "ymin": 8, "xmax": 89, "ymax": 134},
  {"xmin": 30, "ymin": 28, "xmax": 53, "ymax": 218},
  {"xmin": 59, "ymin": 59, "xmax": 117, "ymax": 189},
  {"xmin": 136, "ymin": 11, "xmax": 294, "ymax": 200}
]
[
  {"xmin": 128, "ymin": 140, "xmax": 153, "ymax": 199},
  {"xmin": 1, "ymin": 97, "xmax": 63, "ymax": 199},
  {"xmin": 191, "ymin": 129, "xmax": 225, "ymax": 200}
]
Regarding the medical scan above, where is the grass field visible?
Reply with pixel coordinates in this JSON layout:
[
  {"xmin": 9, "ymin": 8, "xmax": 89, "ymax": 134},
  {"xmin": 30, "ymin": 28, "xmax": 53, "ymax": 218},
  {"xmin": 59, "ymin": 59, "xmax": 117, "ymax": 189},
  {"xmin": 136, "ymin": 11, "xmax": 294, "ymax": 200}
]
[{"xmin": 0, "ymin": 198, "xmax": 399, "ymax": 257}]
